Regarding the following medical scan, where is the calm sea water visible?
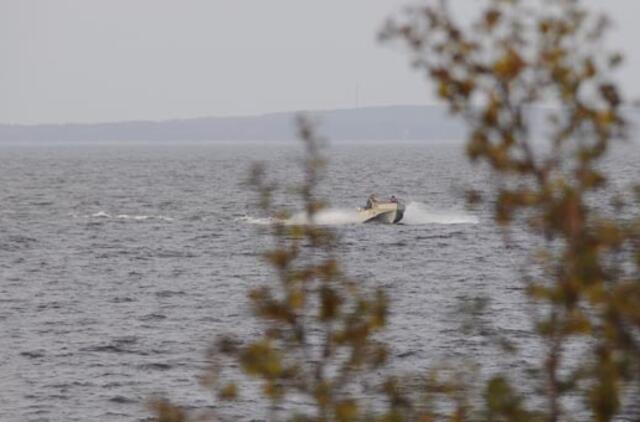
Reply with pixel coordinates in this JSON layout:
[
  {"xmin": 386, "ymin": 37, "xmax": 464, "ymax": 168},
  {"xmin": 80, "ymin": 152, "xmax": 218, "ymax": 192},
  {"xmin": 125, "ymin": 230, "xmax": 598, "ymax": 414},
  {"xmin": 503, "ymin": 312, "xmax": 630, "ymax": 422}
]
[{"xmin": 1, "ymin": 140, "xmax": 638, "ymax": 421}]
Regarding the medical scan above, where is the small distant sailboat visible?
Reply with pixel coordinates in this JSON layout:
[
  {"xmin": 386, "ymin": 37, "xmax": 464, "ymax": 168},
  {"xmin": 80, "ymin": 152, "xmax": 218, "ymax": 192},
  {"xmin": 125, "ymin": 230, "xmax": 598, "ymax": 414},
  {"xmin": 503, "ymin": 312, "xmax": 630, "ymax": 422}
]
[{"xmin": 357, "ymin": 194, "xmax": 405, "ymax": 224}]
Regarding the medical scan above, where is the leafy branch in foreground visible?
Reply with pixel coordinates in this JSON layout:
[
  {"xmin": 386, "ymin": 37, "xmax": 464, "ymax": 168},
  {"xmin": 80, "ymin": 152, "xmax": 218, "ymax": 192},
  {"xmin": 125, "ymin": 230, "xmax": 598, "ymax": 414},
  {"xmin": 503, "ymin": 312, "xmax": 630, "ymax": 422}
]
[
  {"xmin": 217, "ymin": 116, "xmax": 392, "ymax": 421},
  {"xmin": 152, "ymin": 117, "xmax": 413, "ymax": 421},
  {"xmin": 153, "ymin": 0, "xmax": 640, "ymax": 420},
  {"xmin": 383, "ymin": 0, "xmax": 640, "ymax": 420}
]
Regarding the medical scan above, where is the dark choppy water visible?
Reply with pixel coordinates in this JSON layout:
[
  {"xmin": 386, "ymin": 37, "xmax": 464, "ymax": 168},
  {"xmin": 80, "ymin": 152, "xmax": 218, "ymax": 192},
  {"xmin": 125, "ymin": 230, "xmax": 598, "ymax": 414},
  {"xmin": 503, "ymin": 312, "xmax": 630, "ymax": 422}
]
[{"xmin": 1, "ymin": 140, "xmax": 638, "ymax": 421}]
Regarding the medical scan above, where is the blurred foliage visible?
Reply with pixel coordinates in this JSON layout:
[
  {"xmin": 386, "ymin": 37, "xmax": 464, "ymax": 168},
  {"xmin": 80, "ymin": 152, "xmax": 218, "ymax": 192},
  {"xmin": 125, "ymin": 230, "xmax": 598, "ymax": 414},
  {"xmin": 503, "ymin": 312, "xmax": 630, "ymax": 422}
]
[
  {"xmin": 381, "ymin": 0, "xmax": 640, "ymax": 420},
  {"xmin": 152, "ymin": 117, "xmax": 416, "ymax": 421},
  {"xmin": 154, "ymin": 1, "xmax": 640, "ymax": 421}
]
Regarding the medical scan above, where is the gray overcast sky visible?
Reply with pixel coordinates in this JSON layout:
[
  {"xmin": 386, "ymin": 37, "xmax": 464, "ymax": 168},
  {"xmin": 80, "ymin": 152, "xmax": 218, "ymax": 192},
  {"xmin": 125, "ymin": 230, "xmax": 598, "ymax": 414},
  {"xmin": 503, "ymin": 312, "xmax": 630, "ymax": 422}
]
[{"xmin": 2, "ymin": 0, "xmax": 639, "ymax": 124}]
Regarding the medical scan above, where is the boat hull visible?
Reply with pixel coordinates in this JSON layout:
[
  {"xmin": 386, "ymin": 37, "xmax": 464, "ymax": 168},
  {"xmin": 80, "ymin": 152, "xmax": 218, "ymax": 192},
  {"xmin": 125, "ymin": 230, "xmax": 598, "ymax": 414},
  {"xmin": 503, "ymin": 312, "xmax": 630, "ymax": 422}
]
[{"xmin": 357, "ymin": 202, "xmax": 405, "ymax": 224}]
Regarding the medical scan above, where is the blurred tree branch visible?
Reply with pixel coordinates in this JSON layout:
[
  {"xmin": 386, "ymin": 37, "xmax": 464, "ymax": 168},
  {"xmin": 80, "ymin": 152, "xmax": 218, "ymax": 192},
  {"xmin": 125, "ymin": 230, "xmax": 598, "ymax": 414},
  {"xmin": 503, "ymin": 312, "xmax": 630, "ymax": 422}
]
[
  {"xmin": 153, "ymin": 1, "xmax": 640, "ymax": 421},
  {"xmin": 382, "ymin": 0, "xmax": 639, "ymax": 420}
]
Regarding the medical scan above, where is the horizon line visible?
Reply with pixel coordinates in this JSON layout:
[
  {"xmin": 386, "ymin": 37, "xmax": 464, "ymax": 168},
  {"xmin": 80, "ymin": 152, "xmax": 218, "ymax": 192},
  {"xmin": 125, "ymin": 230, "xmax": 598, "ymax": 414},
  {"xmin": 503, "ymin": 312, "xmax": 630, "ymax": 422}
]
[{"xmin": 0, "ymin": 103, "xmax": 439, "ymax": 128}]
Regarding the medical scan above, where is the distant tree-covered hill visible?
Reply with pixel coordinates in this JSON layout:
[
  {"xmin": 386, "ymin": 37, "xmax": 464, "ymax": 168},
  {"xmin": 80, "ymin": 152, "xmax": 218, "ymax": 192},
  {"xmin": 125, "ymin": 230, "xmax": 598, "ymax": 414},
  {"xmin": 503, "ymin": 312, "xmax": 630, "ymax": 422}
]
[{"xmin": 0, "ymin": 105, "xmax": 466, "ymax": 142}]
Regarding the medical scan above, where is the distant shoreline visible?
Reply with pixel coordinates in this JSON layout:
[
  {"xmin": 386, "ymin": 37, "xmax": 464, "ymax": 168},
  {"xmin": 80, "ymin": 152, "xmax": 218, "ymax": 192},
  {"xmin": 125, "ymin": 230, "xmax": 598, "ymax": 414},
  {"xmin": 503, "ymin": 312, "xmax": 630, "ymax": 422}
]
[
  {"xmin": 0, "ymin": 105, "xmax": 465, "ymax": 143},
  {"xmin": 2, "ymin": 104, "xmax": 637, "ymax": 143}
]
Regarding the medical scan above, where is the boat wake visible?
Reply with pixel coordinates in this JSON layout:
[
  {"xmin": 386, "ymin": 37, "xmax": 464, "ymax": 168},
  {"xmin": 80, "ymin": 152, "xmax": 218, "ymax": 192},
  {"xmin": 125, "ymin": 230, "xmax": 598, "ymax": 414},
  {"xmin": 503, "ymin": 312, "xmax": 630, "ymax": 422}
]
[
  {"xmin": 288, "ymin": 208, "xmax": 362, "ymax": 225},
  {"xmin": 238, "ymin": 202, "xmax": 478, "ymax": 226},
  {"xmin": 235, "ymin": 209, "xmax": 361, "ymax": 226},
  {"xmin": 235, "ymin": 215, "xmax": 278, "ymax": 225},
  {"xmin": 84, "ymin": 211, "xmax": 174, "ymax": 222},
  {"xmin": 401, "ymin": 202, "xmax": 478, "ymax": 225}
]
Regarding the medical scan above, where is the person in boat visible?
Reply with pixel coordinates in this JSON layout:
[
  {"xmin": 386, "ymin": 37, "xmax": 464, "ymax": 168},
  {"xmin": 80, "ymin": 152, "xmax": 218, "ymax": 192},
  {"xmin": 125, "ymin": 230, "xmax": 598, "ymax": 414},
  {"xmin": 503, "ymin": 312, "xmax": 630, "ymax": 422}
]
[
  {"xmin": 365, "ymin": 193, "xmax": 378, "ymax": 209},
  {"xmin": 390, "ymin": 195, "xmax": 398, "ymax": 203}
]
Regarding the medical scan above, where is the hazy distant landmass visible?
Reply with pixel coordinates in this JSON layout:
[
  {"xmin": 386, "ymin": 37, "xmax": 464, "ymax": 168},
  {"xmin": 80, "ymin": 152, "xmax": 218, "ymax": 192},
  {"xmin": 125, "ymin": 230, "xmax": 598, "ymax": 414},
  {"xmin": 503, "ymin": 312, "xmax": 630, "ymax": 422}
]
[{"xmin": 0, "ymin": 105, "xmax": 466, "ymax": 143}]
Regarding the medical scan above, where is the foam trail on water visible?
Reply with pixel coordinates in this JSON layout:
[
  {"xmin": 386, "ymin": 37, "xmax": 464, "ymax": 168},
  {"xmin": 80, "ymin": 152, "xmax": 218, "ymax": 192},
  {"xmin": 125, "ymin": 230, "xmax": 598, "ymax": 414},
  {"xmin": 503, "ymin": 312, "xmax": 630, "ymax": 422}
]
[
  {"xmin": 402, "ymin": 202, "xmax": 478, "ymax": 225},
  {"xmin": 288, "ymin": 208, "xmax": 361, "ymax": 226},
  {"xmin": 87, "ymin": 211, "xmax": 174, "ymax": 221},
  {"xmin": 238, "ymin": 208, "xmax": 361, "ymax": 226},
  {"xmin": 235, "ymin": 215, "xmax": 276, "ymax": 225},
  {"xmin": 116, "ymin": 214, "xmax": 174, "ymax": 221},
  {"xmin": 92, "ymin": 211, "xmax": 111, "ymax": 218}
]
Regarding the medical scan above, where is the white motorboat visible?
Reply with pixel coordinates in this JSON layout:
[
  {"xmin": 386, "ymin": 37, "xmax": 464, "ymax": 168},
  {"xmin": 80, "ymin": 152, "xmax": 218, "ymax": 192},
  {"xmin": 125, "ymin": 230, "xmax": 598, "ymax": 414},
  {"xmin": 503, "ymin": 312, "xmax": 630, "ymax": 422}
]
[{"xmin": 357, "ymin": 194, "xmax": 405, "ymax": 224}]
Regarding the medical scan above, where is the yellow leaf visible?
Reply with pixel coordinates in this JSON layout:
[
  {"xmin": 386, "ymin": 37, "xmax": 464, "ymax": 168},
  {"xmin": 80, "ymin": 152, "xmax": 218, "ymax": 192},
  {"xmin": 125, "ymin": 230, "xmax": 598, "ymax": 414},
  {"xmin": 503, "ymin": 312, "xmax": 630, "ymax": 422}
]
[
  {"xmin": 218, "ymin": 383, "xmax": 238, "ymax": 400},
  {"xmin": 335, "ymin": 399, "xmax": 359, "ymax": 422},
  {"xmin": 493, "ymin": 49, "xmax": 525, "ymax": 80}
]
